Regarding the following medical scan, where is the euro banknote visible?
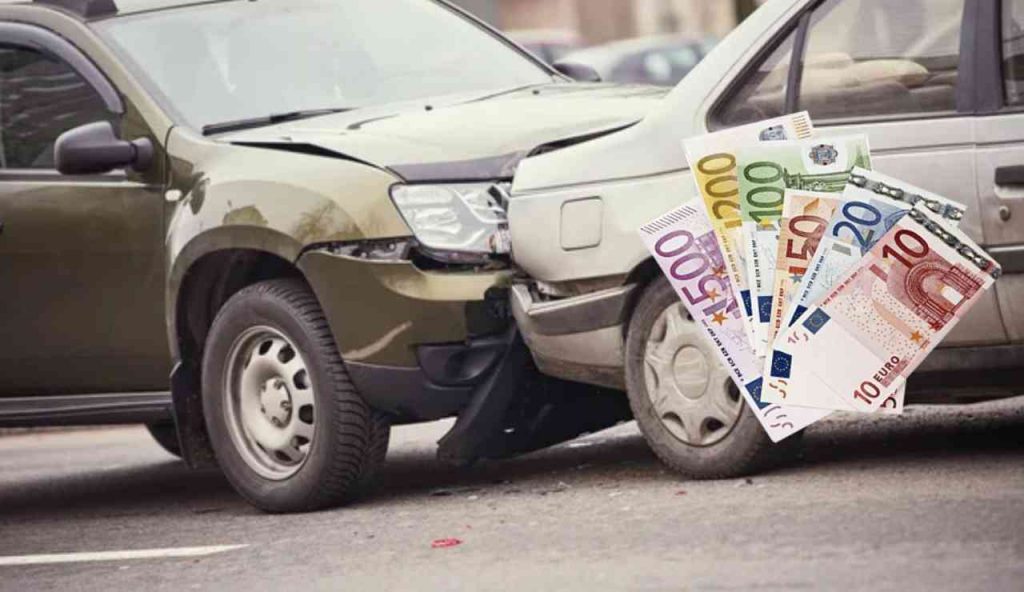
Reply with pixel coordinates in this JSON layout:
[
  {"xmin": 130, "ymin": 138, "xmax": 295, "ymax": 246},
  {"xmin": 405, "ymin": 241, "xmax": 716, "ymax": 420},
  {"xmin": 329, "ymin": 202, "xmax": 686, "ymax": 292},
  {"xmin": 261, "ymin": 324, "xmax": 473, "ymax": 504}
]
[
  {"xmin": 762, "ymin": 207, "xmax": 1000, "ymax": 412},
  {"xmin": 776, "ymin": 169, "xmax": 967, "ymax": 412},
  {"xmin": 765, "ymin": 190, "xmax": 846, "ymax": 348},
  {"xmin": 735, "ymin": 134, "xmax": 872, "ymax": 358},
  {"xmin": 638, "ymin": 201, "xmax": 829, "ymax": 442},
  {"xmin": 682, "ymin": 112, "xmax": 814, "ymax": 351}
]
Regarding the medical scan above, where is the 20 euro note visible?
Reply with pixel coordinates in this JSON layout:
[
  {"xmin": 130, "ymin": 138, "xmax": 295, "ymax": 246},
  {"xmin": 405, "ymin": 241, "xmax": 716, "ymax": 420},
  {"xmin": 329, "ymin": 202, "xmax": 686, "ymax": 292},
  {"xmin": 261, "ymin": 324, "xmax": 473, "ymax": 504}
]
[
  {"xmin": 762, "ymin": 207, "xmax": 1000, "ymax": 413},
  {"xmin": 682, "ymin": 112, "xmax": 814, "ymax": 351},
  {"xmin": 639, "ymin": 201, "xmax": 829, "ymax": 442},
  {"xmin": 775, "ymin": 169, "xmax": 967, "ymax": 412},
  {"xmin": 765, "ymin": 190, "xmax": 846, "ymax": 348},
  {"xmin": 735, "ymin": 134, "xmax": 872, "ymax": 358}
]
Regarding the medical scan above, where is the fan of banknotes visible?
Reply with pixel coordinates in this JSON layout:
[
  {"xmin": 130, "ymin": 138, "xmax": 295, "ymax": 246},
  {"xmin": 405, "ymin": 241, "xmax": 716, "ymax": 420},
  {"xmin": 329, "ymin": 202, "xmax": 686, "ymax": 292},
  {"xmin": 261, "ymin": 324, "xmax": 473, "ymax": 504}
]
[{"xmin": 638, "ymin": 113, "xmax": 1003, "ymax": 442}]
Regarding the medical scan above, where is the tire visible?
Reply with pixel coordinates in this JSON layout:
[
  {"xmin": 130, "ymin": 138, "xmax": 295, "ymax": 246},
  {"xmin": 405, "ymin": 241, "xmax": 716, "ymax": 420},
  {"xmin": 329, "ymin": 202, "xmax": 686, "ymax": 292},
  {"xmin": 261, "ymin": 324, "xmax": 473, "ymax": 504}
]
[
  {"xmin": 146, "ymin": 421, "xmax": 182, "ymax": 458},
  {"xmin": 201, "ymin": 278, "xmax": 390, "ymax": 513},
  {"xmin": 624, "ymin": 277, "xmax": 801, "ymax": 479}
]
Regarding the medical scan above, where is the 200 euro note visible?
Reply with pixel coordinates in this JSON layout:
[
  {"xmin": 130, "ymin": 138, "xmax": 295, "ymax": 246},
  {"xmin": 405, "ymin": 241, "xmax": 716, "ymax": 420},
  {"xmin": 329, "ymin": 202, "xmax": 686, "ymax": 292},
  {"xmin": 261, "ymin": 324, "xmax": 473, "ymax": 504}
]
[
  {"xmin": 765, "ymin": 190, "xmax": 846, "ymax": 348},
  {"xmin": 638, "ymin": 201, "xmax": 829, "ymax": 442},
  {"xmin": 762, "ymin": 207, "xmax": 1000, "ymax": 413},
  {"xmin": 682, "ymin": 112, "xmax": 814, "ymax": 351},
  {"xmin": 736, "ymin": 134, "xmax": 872, "ymax": 358},
  {"xmin": 776, "ymin": 169, "xmax": 967, "ymax": 412}
]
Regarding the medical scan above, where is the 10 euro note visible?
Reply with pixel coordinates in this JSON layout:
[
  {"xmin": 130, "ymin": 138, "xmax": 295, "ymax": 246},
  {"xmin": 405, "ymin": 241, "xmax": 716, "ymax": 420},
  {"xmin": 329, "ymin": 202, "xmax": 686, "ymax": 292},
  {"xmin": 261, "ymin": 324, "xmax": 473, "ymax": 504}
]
[
  {"xmin": 775, "ymin": 169, "xmax": 967, "ymax": 412},
  {"xmin": 683, "ymin": 112, "xmax": 814, "ymax": 351},
  {"xmin": 735, "ymin": 134, "xmax": 872, "ymax": 358},
  {"xmin": 639, "ymin": 201, "xmax": 829, "ymax": 442},
  {"xmin": 762, "ymin": 207, "xmax": 1000, "ymax": 413}
]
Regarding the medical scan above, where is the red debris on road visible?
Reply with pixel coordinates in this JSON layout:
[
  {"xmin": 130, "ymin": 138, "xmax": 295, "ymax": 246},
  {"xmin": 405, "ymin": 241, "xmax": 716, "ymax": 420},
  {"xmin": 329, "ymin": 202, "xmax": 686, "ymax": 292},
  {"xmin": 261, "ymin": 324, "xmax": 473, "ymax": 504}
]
[{"xmin": 431, "ymin": 538, "xmax": 462, "ymax": 549}]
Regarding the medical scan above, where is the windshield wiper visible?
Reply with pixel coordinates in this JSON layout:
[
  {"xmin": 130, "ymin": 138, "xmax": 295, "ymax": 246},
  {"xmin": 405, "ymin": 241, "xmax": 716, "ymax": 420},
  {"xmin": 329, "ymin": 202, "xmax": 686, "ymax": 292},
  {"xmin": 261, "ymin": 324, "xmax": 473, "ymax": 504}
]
[{"xmin": 202, "ymin": 108, "xmax": 355, "ymax": 136}]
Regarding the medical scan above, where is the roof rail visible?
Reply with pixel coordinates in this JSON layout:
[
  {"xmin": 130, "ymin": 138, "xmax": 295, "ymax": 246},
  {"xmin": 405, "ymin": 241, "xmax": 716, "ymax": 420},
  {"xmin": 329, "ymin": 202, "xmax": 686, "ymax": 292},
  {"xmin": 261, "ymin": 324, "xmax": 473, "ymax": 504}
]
[{"xmin": 34, "ymin": 0, "xmax": 117, "ymax": 18}]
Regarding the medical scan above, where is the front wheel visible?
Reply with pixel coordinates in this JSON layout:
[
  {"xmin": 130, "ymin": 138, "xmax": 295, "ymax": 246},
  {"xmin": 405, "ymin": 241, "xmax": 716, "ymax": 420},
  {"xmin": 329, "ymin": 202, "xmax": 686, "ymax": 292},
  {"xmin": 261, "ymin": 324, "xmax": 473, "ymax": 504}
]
[
  {"xmin": 624, "ymin": 277, "xmax": 800, "ymax": 479},
  {"xmin": 202, "ymin": 279, "xmax": 389, "ymax": 513}
]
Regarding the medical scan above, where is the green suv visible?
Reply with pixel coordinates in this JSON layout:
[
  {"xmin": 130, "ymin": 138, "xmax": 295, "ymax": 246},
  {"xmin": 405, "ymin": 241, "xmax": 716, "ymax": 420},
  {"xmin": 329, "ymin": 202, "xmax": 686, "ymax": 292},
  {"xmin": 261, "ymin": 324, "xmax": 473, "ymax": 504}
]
[{"xmin": 0, "ymin": 0, "xmax": 662, "ymax": 511}]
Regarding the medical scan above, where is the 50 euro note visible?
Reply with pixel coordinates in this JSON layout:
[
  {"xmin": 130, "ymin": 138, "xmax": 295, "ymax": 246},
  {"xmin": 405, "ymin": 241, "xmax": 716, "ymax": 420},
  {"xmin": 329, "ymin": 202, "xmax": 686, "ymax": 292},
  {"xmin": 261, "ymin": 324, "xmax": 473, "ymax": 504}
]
[
  {"xmin": 735, "ymin": 134, "xmax": 872, "ymax": 358},
  {"xmin": 682, "ymin": 112, "xmax": 814, "ymax": 351},
  {"xmin": 761, "ymin": 206, "xmax": 1000, "ymax": 413},
  {"xmin": 774, "ymin": 169, "xmax": 967, "ymax": 412},
  {"xmin": 765, "ymin": 190, "xmax": 847, "ymax": 348},
  {"xmin": 638, "ymin": 201, "xmax": 829, "ymax": 442}
]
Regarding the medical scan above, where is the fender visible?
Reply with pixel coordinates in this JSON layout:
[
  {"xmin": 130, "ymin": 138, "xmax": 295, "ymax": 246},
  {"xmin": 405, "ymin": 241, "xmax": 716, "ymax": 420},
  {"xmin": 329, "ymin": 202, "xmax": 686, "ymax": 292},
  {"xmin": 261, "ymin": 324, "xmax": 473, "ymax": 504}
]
[{"xmin": 164, "ymin": 127, "xmax": 411, "ymax": 360}]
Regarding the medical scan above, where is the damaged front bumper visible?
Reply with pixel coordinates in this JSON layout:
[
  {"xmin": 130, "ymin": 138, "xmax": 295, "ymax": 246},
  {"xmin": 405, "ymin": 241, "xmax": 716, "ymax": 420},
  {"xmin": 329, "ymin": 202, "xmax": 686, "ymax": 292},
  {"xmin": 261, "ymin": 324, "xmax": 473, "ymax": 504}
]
[{"xmin": 510, "ymin": 282, "xmax": 636, "ymax": 391}]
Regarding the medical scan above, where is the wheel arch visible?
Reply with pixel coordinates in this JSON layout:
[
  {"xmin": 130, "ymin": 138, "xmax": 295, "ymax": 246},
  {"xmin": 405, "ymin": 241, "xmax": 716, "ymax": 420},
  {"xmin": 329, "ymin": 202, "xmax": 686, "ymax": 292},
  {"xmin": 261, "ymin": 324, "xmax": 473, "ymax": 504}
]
[
  {"xmin": 622, "ymin": 257, "xmax": 663, "ymax": 335},
  {"xmin": 168, "ymin": 227, "xmax": 306, "ymax": 363},
  {"xmin": 166, "ymin": 228, "xmax": 309, "ymax": 469}
]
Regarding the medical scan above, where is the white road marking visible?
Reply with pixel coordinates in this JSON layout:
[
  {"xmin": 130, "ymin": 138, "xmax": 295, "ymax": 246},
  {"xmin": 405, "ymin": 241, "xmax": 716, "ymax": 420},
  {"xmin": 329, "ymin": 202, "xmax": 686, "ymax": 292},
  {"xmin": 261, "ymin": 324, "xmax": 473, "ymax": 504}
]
[{"xmin": 0, "ymin": 545, "xmax": 247, "ymax": 567}]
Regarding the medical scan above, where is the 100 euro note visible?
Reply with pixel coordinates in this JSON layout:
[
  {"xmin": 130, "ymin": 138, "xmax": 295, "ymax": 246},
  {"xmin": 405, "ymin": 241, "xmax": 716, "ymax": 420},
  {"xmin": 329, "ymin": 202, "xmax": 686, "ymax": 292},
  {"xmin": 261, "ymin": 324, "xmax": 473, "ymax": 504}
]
[
  {"xmin": 735, "ymin": 134, "xmax": 872, "ymax": 358},
  {"xmin": 638, "ymin": 201, "xmax": 829, "ymax": 442},
  {"xmin": 762, "ymin": 207, "xmax": 1000, "ymax": 413},
  {"xmin": 765, "ymin": 190, "xmax": 846, "ymax": 347},
  {"xmin": 775, "ymin": 169, "xmax": 967, "ymax": 412},
  {"xmin": 682, "ymin": 112, "xmax": 814, "ymax": 351}
]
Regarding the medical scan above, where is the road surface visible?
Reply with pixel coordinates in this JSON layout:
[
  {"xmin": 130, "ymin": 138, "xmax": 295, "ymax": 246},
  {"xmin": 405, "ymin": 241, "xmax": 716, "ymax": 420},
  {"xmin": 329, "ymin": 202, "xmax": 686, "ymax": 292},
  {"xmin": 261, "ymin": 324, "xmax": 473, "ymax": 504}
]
[{"xmin": 1, "ymin": 398, "xmax": 1023, "ymax": 591}]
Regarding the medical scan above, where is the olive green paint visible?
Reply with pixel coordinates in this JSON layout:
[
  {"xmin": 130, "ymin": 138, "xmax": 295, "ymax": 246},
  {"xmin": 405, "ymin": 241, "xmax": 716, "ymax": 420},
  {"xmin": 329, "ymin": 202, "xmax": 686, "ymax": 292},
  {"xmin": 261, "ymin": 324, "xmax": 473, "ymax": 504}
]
[{"xmin": 299, "ymin": 252, "xmax": 511, "ymax": 367}]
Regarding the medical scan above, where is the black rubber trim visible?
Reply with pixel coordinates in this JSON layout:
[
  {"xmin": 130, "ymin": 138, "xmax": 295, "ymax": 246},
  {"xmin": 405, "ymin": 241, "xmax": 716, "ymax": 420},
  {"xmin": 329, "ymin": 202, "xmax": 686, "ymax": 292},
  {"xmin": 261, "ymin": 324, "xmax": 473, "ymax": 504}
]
[
  {"xmin": 34, "ymin": 0, "xmax": 116, "ymax": 19},
  {"xmin": 436, "ymin": 326, "xmax": 530, "ymax": 465},
  {"xmin": 995, "ymin": 164, "xmax": 1024, "ymax": 186},
  {"xmin": 784, "ymin": 11, "xmax": 812, "ymax": 114},
  {"xmin": 0, "ymin": 22, "xmax": 123, "ymax": 114},
  {"xmin": 345, "ymin": 332, "xmax": 511, "ymax": 422},
  {"xmin": 958, "ymin": 0, "xmax": 1002, "ymax": 114},
  {"xmin": 344, "ymin": 362, "xmax": 474, "ymax": 423},
  {"xmin": 0, "ymin": 391, "xmax": 172, "ymax": 427},
  {"xmin": 987, "ymin": 244, "xmax": 1024, "ymax": 274},
  {"xmin": 170, "ymin": 360, "xmax": 216, "ymax": 469}
]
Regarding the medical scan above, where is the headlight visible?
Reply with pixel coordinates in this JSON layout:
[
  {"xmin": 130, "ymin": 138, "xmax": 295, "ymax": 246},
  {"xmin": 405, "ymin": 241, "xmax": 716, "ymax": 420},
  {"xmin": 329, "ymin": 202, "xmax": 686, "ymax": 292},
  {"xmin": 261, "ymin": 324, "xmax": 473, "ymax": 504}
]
[{"xmin": 390, "ymin": 183, "xmax": 511, "ymax": 256}]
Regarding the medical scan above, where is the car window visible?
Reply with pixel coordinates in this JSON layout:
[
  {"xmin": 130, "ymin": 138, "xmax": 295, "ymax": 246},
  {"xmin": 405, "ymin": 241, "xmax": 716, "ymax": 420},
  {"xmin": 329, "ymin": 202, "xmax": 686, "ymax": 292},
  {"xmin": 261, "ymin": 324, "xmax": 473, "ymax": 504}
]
[
  {"xmin": 714, "ymin": 35, "xmax": 795, "ymax": 126},
  {"xmin": 1003, "ymin": 0, "xmax": 1024, "ymax": 106},
  {"xmin": 0, "ymin": 44, "xmax": 113, "ymax": 169},
  {"xmin": 716, "ymin": 0, "xmax": 964, "ymax": 126}
]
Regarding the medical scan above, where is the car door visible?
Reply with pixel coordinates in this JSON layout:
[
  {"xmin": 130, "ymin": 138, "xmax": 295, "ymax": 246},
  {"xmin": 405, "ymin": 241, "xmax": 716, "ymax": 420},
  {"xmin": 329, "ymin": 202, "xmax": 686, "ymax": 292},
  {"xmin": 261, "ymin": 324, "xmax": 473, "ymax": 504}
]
[
  {"xmin": 711, "ymin": 0, "xmax": 1008, "ymax": 347},
  {"xmin": 975, "ymin": 0, "xmax": 1024, "ymax": 343},
  {"xmin": 0, "ymin": 22, "xmax": 168, "ymax": 396}
]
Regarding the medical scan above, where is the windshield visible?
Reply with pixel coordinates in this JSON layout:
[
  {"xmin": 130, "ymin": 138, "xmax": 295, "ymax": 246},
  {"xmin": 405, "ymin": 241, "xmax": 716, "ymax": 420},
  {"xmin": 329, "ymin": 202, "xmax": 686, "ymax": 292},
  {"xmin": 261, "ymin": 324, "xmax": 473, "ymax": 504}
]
[{"xmin": 94, "ymin": 0, "xmax": 553, "ymax": 132}]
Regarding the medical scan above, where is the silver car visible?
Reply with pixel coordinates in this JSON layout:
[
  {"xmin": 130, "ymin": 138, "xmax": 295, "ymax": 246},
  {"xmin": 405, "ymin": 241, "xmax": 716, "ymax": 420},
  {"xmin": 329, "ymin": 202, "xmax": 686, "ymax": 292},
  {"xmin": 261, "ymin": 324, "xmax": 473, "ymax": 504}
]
[{"xmin": 508, "ymin": 0, "xmax": 1024, "ymax": 477}]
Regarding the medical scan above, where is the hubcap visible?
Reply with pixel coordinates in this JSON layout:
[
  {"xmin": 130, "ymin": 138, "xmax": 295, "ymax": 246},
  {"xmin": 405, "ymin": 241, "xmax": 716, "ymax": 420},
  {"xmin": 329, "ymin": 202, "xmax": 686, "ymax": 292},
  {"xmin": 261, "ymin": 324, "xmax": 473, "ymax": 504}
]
[
  {"xmin": 224, "ymin": 326, "xmax": 316, "ymax": 480},
  {"xmin": 642, "ymin": 303, "xmax": 742, "ymax": 446}
]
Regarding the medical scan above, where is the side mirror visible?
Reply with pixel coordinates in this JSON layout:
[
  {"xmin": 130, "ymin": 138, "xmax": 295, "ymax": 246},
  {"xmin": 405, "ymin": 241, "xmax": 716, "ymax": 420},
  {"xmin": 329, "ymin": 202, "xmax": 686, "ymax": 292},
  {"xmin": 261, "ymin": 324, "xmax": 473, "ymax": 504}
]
[
  {"xmin": 552, "ymin": 61, "xmax": 602, "ymax": 83},
  {"xmin": 54, "ymin": 121, "xmax": 153, "ymax": 175}
]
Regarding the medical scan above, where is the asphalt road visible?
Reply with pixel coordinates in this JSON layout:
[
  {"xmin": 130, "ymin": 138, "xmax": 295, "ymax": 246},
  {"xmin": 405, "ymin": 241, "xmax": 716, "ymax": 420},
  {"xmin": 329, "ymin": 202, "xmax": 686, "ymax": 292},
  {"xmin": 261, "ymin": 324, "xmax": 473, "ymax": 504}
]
[{"xmin": 1, "ymin": 397, "xmax": 1023, "ymax": 591}]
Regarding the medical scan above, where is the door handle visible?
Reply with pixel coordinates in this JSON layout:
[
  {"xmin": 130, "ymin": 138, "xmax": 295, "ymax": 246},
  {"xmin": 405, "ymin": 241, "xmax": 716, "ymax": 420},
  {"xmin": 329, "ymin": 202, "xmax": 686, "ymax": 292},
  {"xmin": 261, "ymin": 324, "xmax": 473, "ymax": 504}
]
[{"xmin": 995, "ymin": 165, "xmax": 1024, "ymax": 186}]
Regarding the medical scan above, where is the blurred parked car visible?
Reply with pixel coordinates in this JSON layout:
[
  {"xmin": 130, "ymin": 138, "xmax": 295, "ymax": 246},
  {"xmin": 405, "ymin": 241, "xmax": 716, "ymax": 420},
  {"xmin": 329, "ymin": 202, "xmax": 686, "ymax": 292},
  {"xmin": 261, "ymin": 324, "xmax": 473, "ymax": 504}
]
[
  {"xmin": 561, "ymin": 34, "xmax": 717, "ymax": 86},
  {"xmin": 509, "ymin": 0, "xmax": 1024, "ymax": 478},
  {"xmin": 505, "ymin": 28, "xmax": 581, "ymax": 65}
]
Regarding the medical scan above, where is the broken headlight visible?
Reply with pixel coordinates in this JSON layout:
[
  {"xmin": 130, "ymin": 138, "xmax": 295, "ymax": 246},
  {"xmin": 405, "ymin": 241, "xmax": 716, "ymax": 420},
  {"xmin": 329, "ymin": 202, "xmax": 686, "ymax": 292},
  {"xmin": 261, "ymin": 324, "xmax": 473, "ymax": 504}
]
[{"xmin": 390, "ymin": 183, "xmax": 511, "ymax": 261}]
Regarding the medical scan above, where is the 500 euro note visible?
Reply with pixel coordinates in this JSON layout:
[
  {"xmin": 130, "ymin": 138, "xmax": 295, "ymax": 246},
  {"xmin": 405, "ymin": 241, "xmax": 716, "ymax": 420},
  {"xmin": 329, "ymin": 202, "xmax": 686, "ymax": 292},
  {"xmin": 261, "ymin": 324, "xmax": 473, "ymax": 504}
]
[
  {"xmin": 735, "ymin": 134, "xmax": 872, "ymax": 357},
  {"xmin": 774, "ymin": 169, "xmax": 967, "ymax": 412},
  {"xmin": 639, "ymin": 201, "xmax": 829, "ymax": 442},
  {"xmin": 762, "ymin": 207, "xmax": 999, "ymax": 413},
  {"xmin": 682, "ymin": 112, "xmax": 814, "ymax": 351}
]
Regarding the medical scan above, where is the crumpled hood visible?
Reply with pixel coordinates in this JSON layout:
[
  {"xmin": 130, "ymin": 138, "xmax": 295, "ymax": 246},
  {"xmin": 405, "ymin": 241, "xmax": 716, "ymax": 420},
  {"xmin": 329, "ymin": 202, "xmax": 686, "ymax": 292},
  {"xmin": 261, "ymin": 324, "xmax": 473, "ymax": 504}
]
[{"xmin": 217, "ymin": 83, "xmax": 667, "ymax": 181}]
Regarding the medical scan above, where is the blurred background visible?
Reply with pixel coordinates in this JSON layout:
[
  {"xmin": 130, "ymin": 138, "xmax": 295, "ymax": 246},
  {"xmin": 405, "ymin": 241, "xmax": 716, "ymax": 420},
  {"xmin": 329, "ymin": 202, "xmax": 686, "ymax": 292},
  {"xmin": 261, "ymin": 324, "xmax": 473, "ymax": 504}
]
[{"xmin": 451, "ymin": 0, "xmax": 767, "ymax": 85}]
